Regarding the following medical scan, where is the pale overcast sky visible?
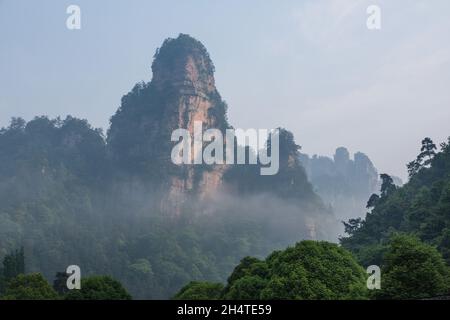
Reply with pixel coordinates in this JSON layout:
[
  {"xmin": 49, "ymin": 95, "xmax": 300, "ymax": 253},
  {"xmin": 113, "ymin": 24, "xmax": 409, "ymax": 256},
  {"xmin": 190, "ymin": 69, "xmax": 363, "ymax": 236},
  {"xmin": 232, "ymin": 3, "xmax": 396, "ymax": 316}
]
[{"xmin": 1, "ymin": 0, "xmax": 450, "ymax": 180}]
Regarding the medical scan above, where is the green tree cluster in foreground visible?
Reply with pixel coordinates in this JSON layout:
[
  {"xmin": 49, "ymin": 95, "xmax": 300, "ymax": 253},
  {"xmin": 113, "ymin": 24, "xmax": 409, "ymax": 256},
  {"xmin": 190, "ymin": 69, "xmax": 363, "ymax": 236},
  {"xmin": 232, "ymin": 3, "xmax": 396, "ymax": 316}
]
[
  {"xmin": 174, "ymin": 241, "xmax": 369, "ymax": 300},
  {"xmin": 376, "ymin": 234, "xmax": 450, "ymax": 299},
  {"xmin": 174, "ymin": 235, "xmax": 450, "ymax": 300},
  {"xmin": 172, "ymin": 281, "xmax": 224, "ymax": 300},
  {"xmin": 2, "ymin": 273, "xmax": 58, "ymax": 300},
  {"xmin": 65, "ymin": 276, "xmax": 132, "ymax": 300},
  {"xmin": 1, "ymin": 273, "xmax": 130, "ymax": 300},
  {"xmin": 0, "ymin": 249, "xmax": 131, "ymax": 300}
]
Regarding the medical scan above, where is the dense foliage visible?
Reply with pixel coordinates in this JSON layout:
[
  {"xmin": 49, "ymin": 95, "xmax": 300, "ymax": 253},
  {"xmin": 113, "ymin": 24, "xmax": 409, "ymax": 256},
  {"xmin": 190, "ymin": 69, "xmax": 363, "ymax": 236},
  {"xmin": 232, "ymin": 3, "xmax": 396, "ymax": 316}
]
[
  {"xmin": 341, "ymin": 137, "xmax": 450, "ymax": 266},
  {"xmin": 173, "ymin": 241, "xmax": 369, "ymax": 300},
  {"xmin": 1, "ymin": 273, "xmax": 58, "ymax": 300},
  {"xmin": 375, "ymin": 234, "xmax": 450, "ymax": 299},
  {"xmin": 65, "ymin": 276, "xmax": 132, "ymax": 300},
  {"xmin": 0, "ymin": 250, "xmax": 131, "ymax": 300},
  {"xmin": 225, "ymin": 241, "xmax": 369, "ymax": 300},
  {"xmin": 172, "ymin": 281, "xmax": 224, "ymax": 300},
  {"xmin": 340, "ymin": 137, "xmax": 450, "ymax": 299}
]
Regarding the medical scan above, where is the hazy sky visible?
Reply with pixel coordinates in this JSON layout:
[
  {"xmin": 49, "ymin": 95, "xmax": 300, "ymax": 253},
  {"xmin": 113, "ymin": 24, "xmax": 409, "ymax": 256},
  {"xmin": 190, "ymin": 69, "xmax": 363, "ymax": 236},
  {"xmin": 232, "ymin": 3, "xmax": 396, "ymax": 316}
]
[{"xmin": 1, "ymin": 0, "xmax": 450, "ymax": 180}]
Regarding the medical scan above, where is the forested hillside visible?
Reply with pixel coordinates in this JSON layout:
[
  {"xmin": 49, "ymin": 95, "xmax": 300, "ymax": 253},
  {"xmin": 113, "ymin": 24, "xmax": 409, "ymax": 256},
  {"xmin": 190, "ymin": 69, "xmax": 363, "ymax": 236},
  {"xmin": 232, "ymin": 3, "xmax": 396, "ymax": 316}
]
[{"xmin": 341, "ymin": 137, "xmax": 450, "ymax": 267}]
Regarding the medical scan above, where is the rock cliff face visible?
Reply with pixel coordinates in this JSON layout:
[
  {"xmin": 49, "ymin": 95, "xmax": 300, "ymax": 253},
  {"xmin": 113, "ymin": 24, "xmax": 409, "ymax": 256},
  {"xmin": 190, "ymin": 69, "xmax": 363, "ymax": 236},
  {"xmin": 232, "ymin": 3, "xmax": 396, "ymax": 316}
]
[
  {"xmin": 107, "ymin": 34, "xmax": 229, "ymax": 215},
  {"xmin": 153, "ymin": 36, "xmax": 229, "ymax": 213}
]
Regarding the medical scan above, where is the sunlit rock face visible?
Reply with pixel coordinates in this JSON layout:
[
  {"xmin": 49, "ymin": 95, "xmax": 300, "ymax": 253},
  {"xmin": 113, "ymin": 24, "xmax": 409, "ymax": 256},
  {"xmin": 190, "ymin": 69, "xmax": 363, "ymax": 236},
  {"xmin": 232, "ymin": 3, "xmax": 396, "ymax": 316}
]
[{"xmin": 107, "ymin": 34, "xmax": 229, "ymax": 215}]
